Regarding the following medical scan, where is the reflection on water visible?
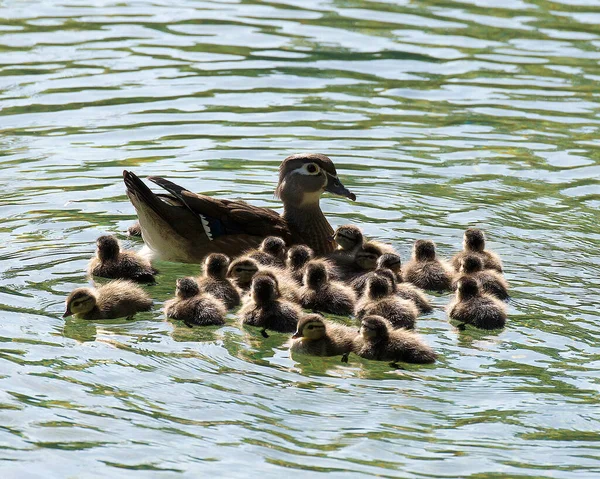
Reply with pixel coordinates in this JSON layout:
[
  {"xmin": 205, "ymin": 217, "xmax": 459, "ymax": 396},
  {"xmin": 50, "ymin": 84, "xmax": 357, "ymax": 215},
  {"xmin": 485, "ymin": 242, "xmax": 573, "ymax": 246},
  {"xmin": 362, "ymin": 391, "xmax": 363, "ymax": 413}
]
[{"xmin": 1, "ymin": 0, "xmax": 600, "ymax": 476}]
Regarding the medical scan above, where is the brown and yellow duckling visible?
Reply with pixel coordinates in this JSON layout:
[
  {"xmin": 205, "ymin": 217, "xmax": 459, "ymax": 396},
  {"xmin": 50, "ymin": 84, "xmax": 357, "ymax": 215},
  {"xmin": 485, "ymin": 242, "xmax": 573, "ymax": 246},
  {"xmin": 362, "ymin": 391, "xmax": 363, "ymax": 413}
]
[
  {"xmin": 238, "ymin": 272, "xmax": 301, "ymax": 337},
  {"xmin": 453, "ymin": 254, "xmax": 509, "ymax": 301},
  {"xmin": 447, "ymin": 276, "xmax": 507, "ymax": 330},
  {"xmin": 352, "ymin": 315, "xmax": 437, "ymax": 367},
  {"xmin": 196, "ymin": 253, "xmax": 241, "ymax": 309},
  {"xmin": 286, "ymin": 244, "xmax": 314, "ymax": 284},
  {"xmin": 451, "ymin": 228, "xmax": 503, "ymax": 273},
  {"xmin": 299, "ymin": 260, "xmax": 356, "ymax": 316},
  {"xmin": 402, "ymin": 239, "xmax": 454, "ymax": 292},
  {"xmin": 375, "ymin": 268, "xmax": 433, "ymax": 315},
  {"xmin": 338, "ymin": 242, "xmax": 383, "ymax": 282},
  {"xmin": 247, "ymin": 236, "xmax": 287, "ymax": 268},
  {"xmin": 164, "ymin": 277, "xmax": 226, "ymax": 328},
  {"xmin": 355, "ymin": 275, "xmax": 418, "ymax": 330},
  {"xmin": 63, "ymin": 280, "xmax": 153, "ymax": 320},
  {"xmin": 290, "ymin": 314, "xmax": 356, "ymax": 362},
  {"xmin": 87, "ymin": 235, "xmax": 158, "ymax": 283},
  {"xmin": 329, "ymin": 225, "xmax": 396, "ymax": 265},
  {"xmin": 226, "ymin": 256, "xmax": 300, "ymax": 303},
  {"xmin": 350, "ymin": 253, "xmax": 403, "ymax": 294}
]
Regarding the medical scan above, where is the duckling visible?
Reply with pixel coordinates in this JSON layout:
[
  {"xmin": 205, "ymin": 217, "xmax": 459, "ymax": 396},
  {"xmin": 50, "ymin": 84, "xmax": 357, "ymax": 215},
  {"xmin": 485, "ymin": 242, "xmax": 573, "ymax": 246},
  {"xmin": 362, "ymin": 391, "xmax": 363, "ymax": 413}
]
[
  {"xmin": 226, "ymin": 256, "xmax": 300, "ymax": 303},
  {"xmin": 298, "ymin": 260, "xmax": 356, "ymax": 316},
  {"xmin": 447, "ymin": 276, "xmax": 507, "ymax": 330},
  {"xmin": 127, "ymin": 222, "xmax": 142, "ymax": 237},
  {"xmin": 63, "ymin": 280, "xmax": 152, "ymax": 320},
  {"xmin": 352, "ymin": 315, "xmax": 437, "ymax": 367},
  {"xmin": 291, "ymin": 314, "xmax": 356, "ymax": 362},
  {"xmin": 286, "ymin": 244, "xmax": 314, "ymax": 284},
  {"xmin": 355, "ymin": 275, "xmax": 418, "ymax": 330},
  {"xmin": 375, "ymin": 268, "xmax": 433, "ymax": 315},
  {"xmin": 451, "ymin": 228, "xmax": 503, "ymax": 273},
  {"xmin": 329, "ymin": 225, "xmax": 396, "ymax": 266},
  {"xmin": 164, "ymin": 277, "xmax": 226, "ymax": 327},
  {"xmin": 196, "ymin": 253, "xmax": 241, "ymax": 309},
  {"xmin": 339, "ymin": 242, "xmax": 383, "ymax": 282},
  {"xmin": 453, "ymin": 254, "xmax": 509, "ymax": 300},
  {"xmin": 238, "ymin": 272, "xmax": 301, "ymax": 337},
  {"xmin": 402, "ymin": 239, "xmax": 454, "ymax": 292},
  {"xmin": 87, "ymin": 235, "xmax": 158, "ymax": 283},
  {"xmin": 350, "ymin": 253, "xmax": 402, "ymax": 294},
  {"xmin": 246, "ymin": 236, "xmax": 287, "ymax": 268}
]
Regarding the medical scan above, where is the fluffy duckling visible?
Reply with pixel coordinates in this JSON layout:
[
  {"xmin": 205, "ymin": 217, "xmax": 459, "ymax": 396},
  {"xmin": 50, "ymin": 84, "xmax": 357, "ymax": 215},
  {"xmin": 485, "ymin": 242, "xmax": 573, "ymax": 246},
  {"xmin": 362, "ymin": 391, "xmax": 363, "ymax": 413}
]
[
  {"xmin": 299, "ymin": 260, "xmax": 356, "ymax": 316},
  {"xmin": 247, "ymin": 236, "xmax": 287, "ymax": 268},
  {"xmin": 451, "ymin": 228, "xmax": 503, "ymax": 273},
  {"xmin": 164, "ymin": 277, "xmax": 226, "ymax": 327},
  {"xmin": 447, "ymin": 276, "xmax": 507, "ymax": 330},
  {"xmin": 286, "ymin": 244, "xmax": 314, "ymax": 284},
  {"xmin": 333, "ymin": 224, "xmax": 364, "ymax": 254},
  {"xmin": 339, "ymin": 242, "xmax": 383, "ymax": 282},
  {"xmin": 238, "ymin": 272, "xmax": 301, "ymax": 337},
  {"xmin": 63, "ymin": 280, "xmax": 152, "ymax": 320},
  {"xmin": 197, "ymin": 253, "xmax": 241, "ymax": 309},
  {"xmin": 291, "ymin": 314, "xmax": 356, "ymax": 362},
  {"xmin": 375, "ymin": 268, "xmax": 433, "ymax": 315},
  {"xmin": 352, "ymin": 315, "xmax": 437, "ymax": 366},
  {"xmin": 402, "ymin": 240, "xmax": 454, "ymax": 292},
  {"xmin": 355, "ymin": 275, "xmax": 418, "ymax": 330},
  {"xmin": 350, "ymin": 253, "xmax": 403, "ymax": 294},
  {"xmin": 87, "ymin": 235, "xmax": 158, "ymax": 283},
  {"xmin": 226, "ymin": 256, "xmax": 300, "ymax": 303},
  {"xmin": 453, "ymin": 254, "xmax": 509, "ymax": 300}
]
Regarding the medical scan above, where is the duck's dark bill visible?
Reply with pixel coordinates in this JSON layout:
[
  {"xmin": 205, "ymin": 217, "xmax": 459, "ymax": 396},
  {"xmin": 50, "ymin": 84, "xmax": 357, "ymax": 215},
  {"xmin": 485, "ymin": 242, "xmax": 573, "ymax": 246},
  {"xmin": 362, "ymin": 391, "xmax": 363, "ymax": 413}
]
[
  {"xmin": 325, "ymin": 173, "xmax": 356, "ymax": 201},
  {"xmin": 62, "ymin": 310, "xmax": 73, "ymax": 318}
]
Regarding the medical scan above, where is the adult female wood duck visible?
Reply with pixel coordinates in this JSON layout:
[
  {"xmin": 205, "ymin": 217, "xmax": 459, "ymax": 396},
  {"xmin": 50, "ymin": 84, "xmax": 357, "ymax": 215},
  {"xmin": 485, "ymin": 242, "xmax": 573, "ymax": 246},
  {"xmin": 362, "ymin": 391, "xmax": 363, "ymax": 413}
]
[{"xmin": 123, "ymin": 154, "xmax": 356, "ymax": 263}]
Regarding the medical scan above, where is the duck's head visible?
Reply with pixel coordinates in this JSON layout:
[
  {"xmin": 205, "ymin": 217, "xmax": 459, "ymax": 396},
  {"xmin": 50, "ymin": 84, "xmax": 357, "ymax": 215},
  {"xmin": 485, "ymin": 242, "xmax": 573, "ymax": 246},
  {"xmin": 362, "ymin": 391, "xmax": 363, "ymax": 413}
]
[
  {"xmin": 63, "ymin": 288, "xmax": 97, "ymax": 317},
  {"xmin": 304, "ymin": 260, "xmax": 329, "ymax": 289},
  {"xmin": 375, "ymin": 268, "xmax": 397, "ymax": 289},
  {"xmin": 460, "ymin": 254, "xmax": 484, "ymax": 274},
  {"xmin": 366, "ymin": 274, "xmax": 391, "ymax": 300},
  {"xmin": 292, "ymin": 314, "xmax": 326, "ymax": 340},
  {"xmin": 251, "ymin": 272, "xmax": 280, "ymax": 304},
  {"xmin": 275, "ymin": 153, "xmax": 356, "ymax": 206},
  {"xmin": 377, "ymin": 253, "xmax": 401, "ymax": 273},
  {"xmin": 260, "ymin": 236, "xmax": 286, "ymax": 260},
  {"xmin": 355, "ymin": 242, "xmax": 382, "ymax": 270},
  {"xmin": 464, "ymin": 228, "xmax": 486, "ymax": 252},
  {"xmin": 96, "ymin": 235, "xmax": 120, "ymax": 261},
  {"xmin": 414, "ymin": 239, "xmax": 436, "ymax": 261},
  {"xmin": 333, "ymin": 224, "xmax": 363, "ymax": 251},
  {"xmin": 286, "ymin": 244, "xmax": 314, "ymax": 270},
  {"xmin": 176, "ymin": 277, "xmax": 200, "ymax": 299},
  {"xmin": 227, "ymin": 257, "xmax": 259, "ymax": 284},
  {"xmin": 360, "ymin": 315, "xmax": 389, "ymax": 340},
  {"xmin": 204, "ymin": 253, "xmax": 230, "ymax": 279},
  {"xmin": 456, "ymin": 276, "xmax": 479, "ymax": 300}
]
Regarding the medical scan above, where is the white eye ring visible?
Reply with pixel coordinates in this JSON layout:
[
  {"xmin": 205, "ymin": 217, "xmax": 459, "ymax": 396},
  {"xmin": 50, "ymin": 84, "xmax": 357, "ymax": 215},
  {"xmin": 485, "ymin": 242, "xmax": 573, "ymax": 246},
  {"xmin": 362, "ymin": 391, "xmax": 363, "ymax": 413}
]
[{"xmin": 304, "ymin": 163, "xmax": 320, "ymax": 175}]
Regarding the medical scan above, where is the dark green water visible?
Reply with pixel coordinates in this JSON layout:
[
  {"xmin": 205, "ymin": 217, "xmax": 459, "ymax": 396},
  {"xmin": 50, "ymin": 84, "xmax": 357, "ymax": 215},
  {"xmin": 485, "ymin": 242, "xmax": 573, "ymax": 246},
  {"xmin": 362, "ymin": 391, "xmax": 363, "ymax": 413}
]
[{"xmin": 1, "ymin": 0, "xmax": 600, "ymax": 477}]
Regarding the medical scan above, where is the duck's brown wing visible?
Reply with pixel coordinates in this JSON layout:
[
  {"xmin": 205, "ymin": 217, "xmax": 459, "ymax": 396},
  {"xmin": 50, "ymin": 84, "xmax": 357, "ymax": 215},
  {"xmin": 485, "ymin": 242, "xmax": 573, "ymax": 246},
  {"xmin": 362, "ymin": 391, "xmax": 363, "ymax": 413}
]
[{"xmin": 148, "ymin": 176, "xmax": 292, "ymax": 242}]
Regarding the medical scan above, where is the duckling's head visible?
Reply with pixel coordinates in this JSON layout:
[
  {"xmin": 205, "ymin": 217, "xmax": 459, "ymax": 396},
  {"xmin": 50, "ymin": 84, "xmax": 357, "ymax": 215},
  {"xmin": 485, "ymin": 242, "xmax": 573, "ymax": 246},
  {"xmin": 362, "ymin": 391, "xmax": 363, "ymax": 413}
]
[
  {"xmin": 275, "ymin": 154, "xmax": 356, "ymax": 206},
  {"xmin": 375, "ymin": 268, "xmax": 397, "ymax": 289},
  {"xmin": 204, "ymin": 253, "xmax": 230, "ymax": 279},
  {"xmin": 333, "ymin": 225, "xmax": 363, "ymax": 251},
  {"xmin": 355, "ymin": 243, "xmax": 382, "ymax": 270},
  {"xmin": 460, "ymin": 254, "xmax": 484, "ymax": 274},
  {"xmin": 292, "ymin": 314, "xmax": 326, "ymax": 340},
  {"xmin": 464, "ymin": 228, "xmax": 486, "ymax": 252},
  {"xmin": 456, "ymin": 276, "xmax": 480, "ymax": 300},
  {"xmin": 227, "ymin": 257, "xmax": 259, "ymax": 284},
  {"xmin": 286, "ymin": 245, "xmax": 313, "ymax": 270},
  {"xmin": 304, "ymin": 260, "xmax": 329, "ymax": 289},
  {"xmin": 96, "ymin": 235, "xmax": 120, "ymax": 261},
  {"xmin": 63, "ymin": 288, "xmax": 97, "ymax": 317},
  {"xmin": 414, "ymin": 239, "xmax": 436, "ymax": 261},
  {"xmin": 360, "ymin": 315, "xmax": 389, "ymax": 340},
  {"xmin": 251, "ymin": 272, "xmax": 280, "ymax": 305},
  {"xmin": 260, "ymin": 236, "xmax": 286, "ymax": 260},
  {"xmin": 366, "ymin": 275, "xmax": 392, "ymax": 300},
  {"xmin": 176, "ymin": 277, "xmax": 200, "ymax": 299},
  {"xmin": 377, "ymin": 253, "xmax": 401, "ymax": 273}
]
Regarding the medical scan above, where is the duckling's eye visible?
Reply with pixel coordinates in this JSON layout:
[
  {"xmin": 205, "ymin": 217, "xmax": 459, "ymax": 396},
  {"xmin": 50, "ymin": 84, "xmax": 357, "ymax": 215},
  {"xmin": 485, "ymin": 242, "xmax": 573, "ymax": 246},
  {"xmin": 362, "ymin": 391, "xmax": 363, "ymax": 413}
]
[{"xmin": 307, "ymin": 325, "xmax": 314, "ymax": 330}]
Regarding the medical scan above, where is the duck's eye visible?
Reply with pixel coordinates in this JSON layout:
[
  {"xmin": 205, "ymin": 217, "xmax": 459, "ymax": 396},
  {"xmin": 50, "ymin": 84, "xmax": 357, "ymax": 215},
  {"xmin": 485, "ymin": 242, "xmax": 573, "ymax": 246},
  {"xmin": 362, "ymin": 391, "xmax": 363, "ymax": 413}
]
[
  {"xmin": 306, "ymin": 163, "xmax": 318, "ymax": 174},
  {"xmin": 307, "ymin": 325, "xmax": 314, "ymax": 330}
]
